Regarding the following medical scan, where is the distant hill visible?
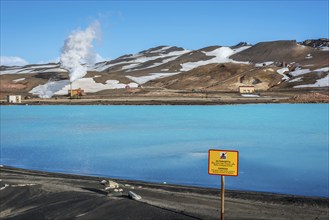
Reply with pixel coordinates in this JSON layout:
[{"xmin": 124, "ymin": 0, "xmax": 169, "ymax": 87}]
[
  {"xmin": 230, "ymin": 40, "xmax": 328, "ymax": 65},
  {"xmin": 299, "ymin": 38, "xmax": 329, "ymax": 50},
  {"xmin": 1, "ymin": 38, "xmax": 328, "ymax": 98}
]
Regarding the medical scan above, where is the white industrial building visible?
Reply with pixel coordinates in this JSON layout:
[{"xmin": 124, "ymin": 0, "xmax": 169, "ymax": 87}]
[{"xmin": 7, "ymin": 95, "xmax": 22, "ymax": 103}]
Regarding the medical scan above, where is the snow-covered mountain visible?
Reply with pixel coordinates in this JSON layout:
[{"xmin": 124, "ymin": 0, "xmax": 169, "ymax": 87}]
[
  {"xmin": 1, "ymin": 39, "xmax": 328, "ymax": 98},
  {"xmin": 0, "ymin": 63, "xmax": 66, "ymax": 75}
]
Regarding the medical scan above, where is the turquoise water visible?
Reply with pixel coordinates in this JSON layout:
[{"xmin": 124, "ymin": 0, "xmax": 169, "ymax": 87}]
[{"xmin": 1, "ymin": 104, "xmax": 328, "ymax": 197}]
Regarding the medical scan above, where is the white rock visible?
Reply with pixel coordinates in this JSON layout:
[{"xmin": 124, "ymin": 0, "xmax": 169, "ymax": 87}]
[
  {"xmin": 105, "ymin": 180, "xmax": 119, "ymax": 189},
  {"xmin": 128, "ymin": 191, "xmax": 142, "ymax": 200},
  {"xmin": 0, "ymin": 184, "xmax": 9, "ymax": 190}
]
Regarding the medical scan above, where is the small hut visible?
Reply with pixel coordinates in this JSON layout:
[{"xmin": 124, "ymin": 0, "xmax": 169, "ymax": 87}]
[
  {"xmin": 7, "ymin": 95, "xmax": 21, "ymax": 103},
  {"xmin": 239, "ymin": 86, "xmax": 255, "ymax": 94}
]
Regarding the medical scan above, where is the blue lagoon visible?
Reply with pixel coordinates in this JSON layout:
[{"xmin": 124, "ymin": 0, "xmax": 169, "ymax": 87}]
[{"xmin": 1, "ymin": 104, "xmax": 328, "ymax": 197}]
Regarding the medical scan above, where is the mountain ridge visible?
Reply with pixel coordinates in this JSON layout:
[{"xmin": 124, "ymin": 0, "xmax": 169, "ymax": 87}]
[{"xmin": 0, "ymin": 38, "xmax": 328, "ymax": 99}]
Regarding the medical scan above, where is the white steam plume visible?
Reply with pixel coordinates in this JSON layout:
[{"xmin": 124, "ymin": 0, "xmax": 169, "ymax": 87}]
[{"xmin": 60, "ymin": 21, "xmax": 100, "ymax": 82}]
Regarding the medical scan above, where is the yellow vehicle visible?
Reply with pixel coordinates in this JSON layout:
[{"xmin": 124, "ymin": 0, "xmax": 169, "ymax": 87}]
[{"xmin": 68, "ymin": 88, "xmax": 85, "ymax": 97}]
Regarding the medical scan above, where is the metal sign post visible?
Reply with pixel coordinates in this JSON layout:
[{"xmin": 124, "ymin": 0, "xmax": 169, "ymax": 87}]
[
  {"xmin": 221, "ymin": 175, "xmax": 225, "ymax": 220},
  {"xmin": 208, "ymin": 149, "xmax": 239, "ymax": 220}
]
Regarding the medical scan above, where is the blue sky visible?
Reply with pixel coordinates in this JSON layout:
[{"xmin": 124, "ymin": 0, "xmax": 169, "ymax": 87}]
[{"xmin": 1, "ymin": 0, "xmax": 328, "ymax": 65}]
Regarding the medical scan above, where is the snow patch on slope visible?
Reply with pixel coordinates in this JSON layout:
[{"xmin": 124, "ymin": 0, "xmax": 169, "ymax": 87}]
[
  {"xmin": 30, "ymin": 77, "xmax": 138, "ymax": 98},
  {"xmin": 30, "ymin": 80, "xmax": 70, "ymax": 98},
  {"xmin": 55, "ymin": 78, "xmax": 138, "ymax": 94},
  {"xmin": 289, "ymin": 68, "xmax": 311, "ymax": 77},
  {"xmin": 289, "ymin": 66, "xmax": 329, "ymax": 78},
  {"xmin": 290, "ymin": 66, "xmax": 329, "ymax": 87},
  {"xmin": 289, "ymin": 77, "xmax": 303, "ymax": 83},
  {"xmin": 122, "ymin": 49, "xmax": 191, "ymax": 71},
  {"xmin": 91, "ymin": 47, "xmax": 191, "ymax": 72},
  {"xmin": 0, "ymin": 64, "xmax": 67, "ymax": 75},
  {"xmin": 13, "ymin": 78, "xmax": 26, "ymax": 82},
  {"xmin": 148, "ymin": 46, "xmax": 172, "ymax": 54},
  {"xmin": 320, "ymin": 46, "xmax": 329, "ymax": 51},
  {"xmin": 315, "ymin": 67, "xmax": 329, "ymax": 72},
  {"xmin": 255, "ymin": 61, "xmax": 274, "ymax": 67},
  {"xmin": 294, "ymin": 74, "xmax": 329, "ymax": 88},
  {"xmin": 276, "ymin": 68, "xmax": 290, "ymax": 80},
  {"xmin": 127, "ymin": 72, "xmax": 180, "ymax": 84},
  {"xmin": 89, "ymin": 61, "xmax": 125, "ymax": 72},
  {"xmin": 180, "ymin": 46, "xmax": 251, "ymax": 72}
]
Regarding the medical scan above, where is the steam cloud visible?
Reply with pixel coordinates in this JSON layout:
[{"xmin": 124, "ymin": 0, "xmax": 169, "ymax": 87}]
[{"xmin": 60, "ymin": 21, "xmax": 100, "ymax": 82}]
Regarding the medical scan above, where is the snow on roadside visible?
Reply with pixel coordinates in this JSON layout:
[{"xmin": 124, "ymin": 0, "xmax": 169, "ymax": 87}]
[
  {"xmin": 180, "ymin": 46, "xmax": 250, "ymax": 72},
  {"xmin": 127, "ymin": 72, "xmax": 180, "ymax": 84},
  {"xmin": 241, "ymin": 94, "xmax": 260, "ymax": 98},
  {"xmin": 11, "ymin": 184, "xmax": 37, "ymax": 187},
  {"xmin": 276, "ymin": 67, "xmax": 290, "ymax": 80}
]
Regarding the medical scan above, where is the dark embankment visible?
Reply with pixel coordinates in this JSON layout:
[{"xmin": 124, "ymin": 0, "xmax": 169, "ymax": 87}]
[{"xmin": 0, "ymin": 166, "xmax": 328, "ymax": 220}]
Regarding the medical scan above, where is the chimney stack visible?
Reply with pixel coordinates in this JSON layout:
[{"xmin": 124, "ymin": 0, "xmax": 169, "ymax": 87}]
[{"xmin": 70, "ymin": 82, "xmax": 73, "ymax": 97}]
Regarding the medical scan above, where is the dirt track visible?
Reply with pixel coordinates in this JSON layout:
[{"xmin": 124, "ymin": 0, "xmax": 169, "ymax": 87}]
[
  {"xmin": 1, "ymin": 97, "xmax": 286, "ymax": 105},
  {"xmin": 1, "ymin": 166, "xmax": 328, "ymax": 220},
  {"xmin": 1, "ymin": 89, "xmax": 328, "ymax": 106}
]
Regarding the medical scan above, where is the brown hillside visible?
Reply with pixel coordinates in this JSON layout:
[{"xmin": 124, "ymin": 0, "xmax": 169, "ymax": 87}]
[
  {"xmin": 231, "ymin": 40, "xmax": 328, "ymax": 66},
  {"xmin": 145, "ymin": 63, "xmax": 282, "ymax": 91}
]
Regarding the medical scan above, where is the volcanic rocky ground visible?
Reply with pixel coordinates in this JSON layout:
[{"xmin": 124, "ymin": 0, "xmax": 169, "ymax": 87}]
[{"xmin": 1, "ymin": 166, "xmax": 328, "ymax": 220}]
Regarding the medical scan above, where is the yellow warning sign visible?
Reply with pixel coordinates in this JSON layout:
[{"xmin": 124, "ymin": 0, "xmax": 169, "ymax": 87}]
[{"xmin": 208, "ymin": 149, "xmax": 239, "ymax": 176}]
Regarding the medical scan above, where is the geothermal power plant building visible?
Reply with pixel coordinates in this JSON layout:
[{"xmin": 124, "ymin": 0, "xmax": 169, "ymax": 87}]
[{"xmin": 7, "ymin": 95, "xmax": 22, "ymax": 103}]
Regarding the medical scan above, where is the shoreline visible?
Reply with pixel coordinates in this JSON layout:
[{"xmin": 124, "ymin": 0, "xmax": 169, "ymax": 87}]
[
  {"xmin": 1, "ymin": 97, "xmax": 328, "ymax": 106},
  {"xmin": 1, "ymin": 89, "xmax": 329, "ymax": 105},
  {"xmin": 1, "ymin": 165, "xmax": 328, "ymax": 199},
  {"xmin": 1, "ymin": 165, "xmax": 328, "ymax": 219}
]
